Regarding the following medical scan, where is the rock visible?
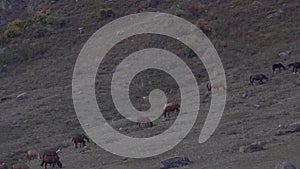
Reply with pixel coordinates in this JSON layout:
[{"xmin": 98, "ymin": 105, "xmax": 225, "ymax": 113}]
[
  {"xmin": 64, "ymin": 119, "xmax": 79, "ymax": 126},
  {"xmin": 278, "ymin": 50, "xmax": 292, "ymax": 57},
  {"xmin": 78, "ymin": 27, "xmax": 84, "ymax": 34},
  {"xmin": 285, "ymin": 122, "xmax": 300, "ymax": 133},
  {"xmin": 16, "ymin": 92, "xmax": 28, "ymax": 100},
  {"xmin": 160, "ymin": 156, "xmax": 191, "ymax": 169},
  {"xmin": 266, "ymin": 9, "xmax": 284, "ymax": 19},
  {"xmin": 239, "ymin": 141, "xmax": 264, "ymax": 153},
  {"xmin": 275, "ymin": 130, "xmax": 284, "ymax": 136},
  {"xmin": 275, "ymin": 161, "xmax": 297, "ymax": 169},
  {"xmin": 242, "ymin": 93, "xmax": 247, "ymax": 98},
  {"xmin": 253, "ymin": 104, "xmax": 261, "ymax": 108},
  {"xmin": 239, "ymin": 146, "xmax": 247, "ymax": 153}
]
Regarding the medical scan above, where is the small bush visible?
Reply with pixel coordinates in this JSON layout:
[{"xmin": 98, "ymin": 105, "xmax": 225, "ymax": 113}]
[
  {"xmin": 3, "ymin": 19, "xmax": 23, "ymax": 38},
  {"xmin": 33, "ymin": 9, "xmax": 51, "ymax": 22},
  {"xmin": 174, "ymin": 9, "xmax": 185, "ymax": 17},
  {"xmin": 99, "ymin": 8, "xmax": 114, "ymax": 19}
]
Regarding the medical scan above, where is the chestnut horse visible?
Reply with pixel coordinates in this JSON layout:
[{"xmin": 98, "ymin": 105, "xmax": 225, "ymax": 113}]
[
  {"xmin": 11, "ymin": 163, "xmax": 29, "ymax": 169},
  {"xmin": 71, "ymin": 134, "xmax": 90, "ymax": 148},
  {"xmin": 26, "ymin": 149, "xmax": 40, "ymax": 161},
  {"xmin": 161, "ymin": 103, "xmax": 180, "ymax": 118},
  {"xmin": 40, "ymin": 150, "xmax": 62, "ymax": 169}
]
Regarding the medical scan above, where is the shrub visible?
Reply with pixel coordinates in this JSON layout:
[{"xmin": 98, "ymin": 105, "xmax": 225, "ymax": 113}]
[
  {"xmin": 99, "ymin": 8, "xmax": 114, "ymax": 19},
  {"xmin": 33, "ymin": 9, "xmax": 51, "ymax": 22},
  {"xmin": 3, "ymin": 19, "xmax": 23, "ymax": 38},
  {"xmin": 174, "ymin": 9, "xmax": 185, "ymax": 17}
]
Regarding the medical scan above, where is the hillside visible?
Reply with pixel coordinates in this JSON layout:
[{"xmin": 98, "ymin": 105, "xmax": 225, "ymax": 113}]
[{"xmin": 0, "ymin": 0, "xmax": 300, "ymax": 169}]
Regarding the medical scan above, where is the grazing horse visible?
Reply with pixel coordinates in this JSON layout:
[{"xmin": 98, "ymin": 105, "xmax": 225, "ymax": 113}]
[
  {"xmin": 71, "ymin": 134, "xmax": 90, "ymax": 148},
  {"xmin": 26, "ymin": 149, "xmax": 40, "ymax": 161},
  {"xmin": 206, "ymin": 82, "xmax": 225, "ymax": 96},
  {"xmin": 40, "ymin": 150, "xmax": 62, "ymax": 169},
  {"xmin": 272, "ymin": 63, "xmax": 286, "ymax": 72},
  {"xmin": 287, "ymin": 62, "xmax": 300, "ymax": 73},
  {"xmin": 136, "ymin": 116, "xmax": 153, "ymax": 127},
  {"xmin": 249, "ymin": 74, "xmax": 268, "ymax": 85},
  {"xmin": 11, "ymin": 163, "xmax": 29, "ymax": 169},
  {"xmin": 161, "ymin": 103, "xmax": 180, "ymax": 118}
]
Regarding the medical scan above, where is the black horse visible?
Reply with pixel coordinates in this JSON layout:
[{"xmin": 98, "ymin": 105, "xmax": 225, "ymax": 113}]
[
  {"xmin": 272, "ymin": 63, "xmax": 286, "ymax": 72},
  {"xmin": 287, "ymin": 62, "xmax": 300, "ymax": 73},
  {"xmin": 250, "ymin": 74, "xmax": 269, "ymax": 85}
]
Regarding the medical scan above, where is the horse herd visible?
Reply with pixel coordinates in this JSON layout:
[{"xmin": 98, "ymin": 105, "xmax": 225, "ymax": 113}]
[
  {"xmin": 136, "ymin": 61, "xmax": 300, "ymax": 126},
  {"xmin": 250, "ymin": 62, "xmax": 299, "ymax": 85},
  {"xmin": 0, "ymin": 134, "xmax": 90, "ymax": 169},
  {"xmin": 1, "ymin": 61, "xmax": 299, "ymax": 169}
]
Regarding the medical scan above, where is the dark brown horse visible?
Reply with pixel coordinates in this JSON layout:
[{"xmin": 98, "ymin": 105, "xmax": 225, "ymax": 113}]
[
  {"xmin": 161, "ymin": 103, "xmax": 180, "ymax": 118},
  {"xmin": 250, "ymin": 74, "xmax": 268, "ymax": 85},
  {"xmin": 40, "ymin": 150, "xmax": 62, "ymax": 169},
  {"xmin": 71, "ymin": 134, "xmax": 90, "ymax": 148},
  {"xmin": 272, "ymin": 63, "xmax": 286, "ymax": 72},
  {"xmin": 287, "ymin": 62, "xmax": 300, "ymax": 73}
]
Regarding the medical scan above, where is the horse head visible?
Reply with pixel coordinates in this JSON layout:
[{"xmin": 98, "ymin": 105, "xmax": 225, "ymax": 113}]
[{"xmin": 287, "ymin": 63, "xmax": 294, "ymax": 67}]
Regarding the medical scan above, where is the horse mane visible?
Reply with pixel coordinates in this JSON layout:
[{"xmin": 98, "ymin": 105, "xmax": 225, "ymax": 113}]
[{"xmin": 287, "ymin": 63, "xmax": 294, "ymax": 67}]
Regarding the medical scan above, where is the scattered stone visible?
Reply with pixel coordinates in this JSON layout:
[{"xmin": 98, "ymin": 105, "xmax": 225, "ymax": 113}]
[
  {"xmin": 239, "ymin": 146, "xmax": 247, "ymax": 153},
  {"xmin": 266, "ymin": 9, "xmax": 284, "ymax": 19},
  {"xmin": 160, "ymin": 156, "xmax": 191, "ymax": 169},
  {"xmin": 275, "ymin": 161, "xmax": 297, "ymax": 169},
  {"xmin": 285, "ymin": 122, "xmax": 300, "ymax": 133},
  {"xmin": 242, "ymin": 93, "xmax": 247, "ymax": 98},
  {"xmin": 122, "ymin": 157, "xmax": 128, "ymax": 161},
  {"xmin": 117, "ymin": 31, "xmax": 124, "ymax": 36},
  {"xmin": 80, "ymin": 146, "xmax": 91, "ymax": 153},
  {"xmin": 136, "ymin": 116, "xmax": 153, "ymax": 127},
  {"xmin": 253, "ymin": 104, "xmax": 261, "ymax": 108},
  {"xmin": 239, "ymin": 141, "xmax": 264, "ymax": 153},
  {"xmin": 22, "ymin": 39, "xmax": 30, "ymax": 44},
  {"xmin": 275, "ymin": 130, "xmax": 284, "ymax": 136},
  {"xmin": 16, "ymin": 92, "xmax": 28, "ymax": 100},
  {"xmin": 78, "ymin": 27, "xmax": 84, "ymax": 34},
  {"xmin": 0, "ymin": 96, "xmax": 11, "ymax": 102},
  {"xmin": 278, "ymin": 50, "xmax": 292, "ymax": 57},
  {"xmin": 64, "ymin": 119, "xmax": 79, "ymax": 126},
  {"xmin": 0, "ymin": 64, "xmax": 8, "ymax": 73}
]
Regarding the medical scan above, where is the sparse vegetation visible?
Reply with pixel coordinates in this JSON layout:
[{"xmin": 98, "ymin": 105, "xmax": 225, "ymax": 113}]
[{"xmin": 3, "ymin": 19, "xmax": 23, "ymax": 38}]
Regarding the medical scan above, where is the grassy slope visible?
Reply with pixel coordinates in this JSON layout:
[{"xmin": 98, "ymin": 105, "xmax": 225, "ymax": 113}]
[{"xmin": 0, "ymin": 0, "xmax": 300, "ymax": 169}]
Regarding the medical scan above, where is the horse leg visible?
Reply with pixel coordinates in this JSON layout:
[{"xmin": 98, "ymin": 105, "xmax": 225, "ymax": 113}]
[
  {"xmin": 83, "ymin": 140, "xmax": 86, "ymax": 147},
  {"xmin": 74, "ymin": 141, "xmax": 78, "ymax": 148},
  {"xmin": 41, "ymin": 160, "xmax": 44, "ymax": 167}
]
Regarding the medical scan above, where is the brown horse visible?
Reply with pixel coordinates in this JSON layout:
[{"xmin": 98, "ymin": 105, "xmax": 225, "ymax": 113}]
[
  {"xmin": 11, "ymin": 163, "xmax": 29, "ymax": 169},
  {"xmin": 161, "ymin": 103, "xmax": 180, "ymax": 118},
  {"xmin": 26, "ymin": 150, "xmax": 40, "ymax": 161},
  {"xmin": 40, "ymin": 150, "xmax": 62, "ymax": 169},
  {"xmin": 71, "ymin": 134, "xmax": 90, "ymax": 148}
]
